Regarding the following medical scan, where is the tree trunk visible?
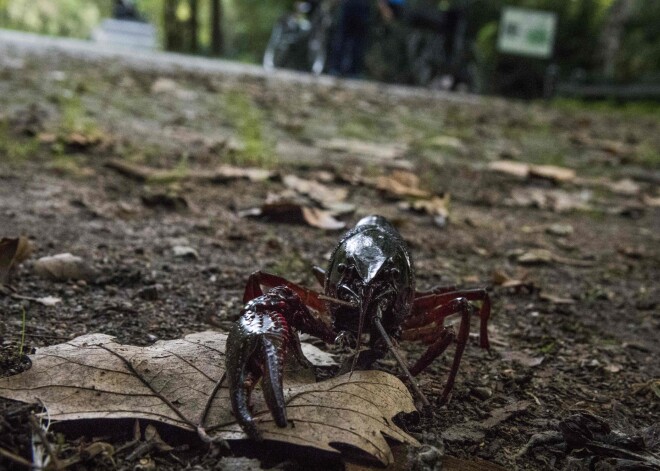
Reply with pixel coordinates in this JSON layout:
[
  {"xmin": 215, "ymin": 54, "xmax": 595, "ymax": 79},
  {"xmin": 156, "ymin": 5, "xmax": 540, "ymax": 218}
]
[
  {"xmin": 210, "ymin": 0, "xmax": 224, "ymax": 56},
  {"xmin": 600, "ymin": 0, "xmax": 636, "ymax": 80},
  {"xmin": 164, "ymin": 0, "xmax": 182, "ymax": 52},
  {"xmin": 189, "ymin": 0, "xmax": 199, "ymax": 53}
]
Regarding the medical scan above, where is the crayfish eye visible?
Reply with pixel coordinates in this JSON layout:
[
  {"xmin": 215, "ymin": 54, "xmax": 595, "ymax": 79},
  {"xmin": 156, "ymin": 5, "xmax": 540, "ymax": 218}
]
[
  {"xmin": 337, "ymin": 263, "xmax": 346, "ymax": 274},
  {"xmin": 390, "ymin": 267, "xmax": 400, "ymax": 281}
]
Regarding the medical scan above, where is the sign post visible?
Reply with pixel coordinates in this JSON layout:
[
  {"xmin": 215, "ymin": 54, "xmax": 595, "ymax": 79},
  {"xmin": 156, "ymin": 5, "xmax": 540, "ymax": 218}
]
[{"xmin": 497, "ymin": 7, "xmax": 557, "ymax": 59}]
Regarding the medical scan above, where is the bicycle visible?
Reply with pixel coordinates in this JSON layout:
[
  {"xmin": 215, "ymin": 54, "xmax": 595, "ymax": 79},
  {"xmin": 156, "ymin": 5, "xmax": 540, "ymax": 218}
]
[{"xmin": 263, "ymin": 1, "xmax": 336, "ymax": 76}]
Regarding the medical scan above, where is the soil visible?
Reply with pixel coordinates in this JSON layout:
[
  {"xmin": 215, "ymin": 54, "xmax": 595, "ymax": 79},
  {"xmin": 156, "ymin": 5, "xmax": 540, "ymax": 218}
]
[{"xmin": 0, "ymin": 42, "xmax": 659, "ymax": 471}]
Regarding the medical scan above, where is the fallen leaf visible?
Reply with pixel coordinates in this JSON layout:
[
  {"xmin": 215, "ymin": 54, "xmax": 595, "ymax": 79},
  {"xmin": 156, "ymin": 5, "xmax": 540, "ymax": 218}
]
[
  {"xmin": 491, "ymin": 270, "xmax": 534, "ymax": 291},
  {"xmin": 570, "ymin": 133, "xmax": 634, "ymax": 157},
  {"xmin": 283, "ymin": 174, "xmax": 348, "ymax": 206},
  {"xmin": 0, "ymin": 332, "xmax": 418, "ymax": 465},
  {"xmin": 372, "ymin": 170, "xmax": 430, "ymax": 198},
  {"xmin": 606, "ymin": 178, "xmax": 640, "ymax": 196},
  {"xmin": 318, "ymin": 138, "xmax": 406, "ymax": 161},
  {"xmin": 489, "ymin": 160, "xmax": 575, "ymax": 183},
  {"xmin": 516, "ymin": 249, "xmax": 554, "ymax": 265},
  {"xmin": 488, "ymin": 160, "xmax": 529, "ymax": 178},
  {"xmin": 301, "ymin": 207, "xmax": 347, "ymax": 230},
  {"xmin": 545, "ymin": 224, "xmax": 574, "ymax": 236},
  {"xmin": 106, "ymin": 159, "xmax": 274, "ymax": 184},
  {"xmin": 9, "ymin": 293, "xmax": 62, "ymax": 306},
  {"xmin": 501, "ymin": 351, "xmax": 544, "ymax": 367},
  {"xmin": 240, "ymin": 203, "xmax": 346, "ymax": 231},
  {"xmin": 398, "ymin": 195, "xmax": 450, "ymax": 227},
  {"xmin": 539, "ymin": 292, "xmax": 575, "ymax": 304},
  {"xmin": 151, "ymin": 77, "xmax": 178, "ymax": 94},
  {"xmin": 33, "ymin": 253, "xmax": 96, "ymax": 282},
  {"xmin": 528, "ymin": 165, "xmax": 576, "ymax": 183},
  {"xmin": 643, "ymin": 195, "xmax": 660, "ymax": 207},
  {"xmin": 212, "ymin": 165, "xmax": 275, "ymax": 183},
  {"xmin": 172, "ymin": 246, "xmax": 199, "ymax": 259},
  {"xmin": 0, "ymin": 236, "xmax": 33, "ymax": 284},
  {"xmin": 508, "ymin": 188, "xmax": 592, "ymax": 212},
  {"xmin": 515, "ymin": 249, "xmax": 595, "ymax": 267}
]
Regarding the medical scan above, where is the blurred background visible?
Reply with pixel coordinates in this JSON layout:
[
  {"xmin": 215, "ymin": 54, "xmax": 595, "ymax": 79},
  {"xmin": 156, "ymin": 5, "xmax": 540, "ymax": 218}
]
[{"xmin": 0, "ymin": 0, "xmax": 658, "ymax": 99}]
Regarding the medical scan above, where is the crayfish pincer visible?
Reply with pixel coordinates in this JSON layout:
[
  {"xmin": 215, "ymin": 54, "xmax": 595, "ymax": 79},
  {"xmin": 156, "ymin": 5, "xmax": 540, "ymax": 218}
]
[{"xmin": 226, "ymin": 215, "xmax": 491, "ymax": 441}]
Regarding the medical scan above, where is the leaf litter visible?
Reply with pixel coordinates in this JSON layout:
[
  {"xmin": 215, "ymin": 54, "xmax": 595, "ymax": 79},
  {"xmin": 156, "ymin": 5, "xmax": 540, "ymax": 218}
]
[
  {"xmin": 0, "ymin": 236, "xmax": 33, "ymax": 285},
  {"xmin": 0, "ymin": 331, "xmax": 419, "ymax": 465}
]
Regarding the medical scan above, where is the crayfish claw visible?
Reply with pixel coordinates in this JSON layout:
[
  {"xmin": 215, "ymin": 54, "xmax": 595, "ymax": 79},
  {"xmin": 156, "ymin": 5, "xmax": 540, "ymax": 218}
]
[
  {"xmin": 226, "ymin": 325, "xmax": 265, "ymax": 440},
  {"xmin": 260, "ymin": 340, "xmax": 288, "ymax": 428},
  {"xmin": 226, "ymin": 288, "xmax": 300, "ymax": 440}
]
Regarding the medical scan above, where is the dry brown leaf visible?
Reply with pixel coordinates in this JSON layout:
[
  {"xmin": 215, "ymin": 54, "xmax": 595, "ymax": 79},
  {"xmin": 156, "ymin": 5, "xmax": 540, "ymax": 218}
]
[
  {"xmin": 539, "ymin": 292, "xmax": 575, "ymax": 304},
  {"xmin": 570, "ymin": 133, "xmax": 633, "ymax": 157},
  {"xmin": 358, "ymin": 170, "xmax": 430, "ymax": 199},
  {"xmin": 501, "ymin": 351, "xmax": 544, "ymax": 368},
  {"xmin": 282, "ymin": 174, "xmax": 348, "ymax": 205},
  {"xmin": 399, "ymin": 195, "xmax": 450, "ymax": 227},
  {"xmin": 240, "ymin": 203, "xmax": 346, "ymax": 231},
  {"xmin": 642, "ymin": 195, "xmax": 660, "ymax": 207},
  {"xmin": 515, "ymin": 249, "xmax": 595, "ymax": 267},
  {"xmin": 491, "ymin": 270, "xmax": 534, "ymax": 291},
  {"xmin": 488, "ymin": 160, "xmax": 529, "ymax": 178},
  {"xmin": 489, "ymin": 160, "xmax": 576, "ymax": 183},
  {"xmin": 376, "ymin": 171, "xmax": 430, "ymax": 198},
  {"xmin": 301, "ymin": 207, "xmax": 347, "ymax": 230},
  {"xmin": 33, "ymin": 253, "xmax": 97, "ymax": 282},
  {"xmin": 0, "ymin": 332, "xmax": 418, "ymax": 465},
  {"xmin": 318, "ymin": 138, "xmax": 406, "ymax": 161},
  {"xmin": 528, "ymin": 165, "xmax": 576, "ymax": 183},
  {"xmin": 0, "ymin": 236, "xmax": 34, "ymax": 284},
  {"xmin": 105, "ymin": 159, "xmax": 274, "ymax": 184},
  {"xmin": 211, "ymin": 165, "xmax": 275, "ymax": 183},
  {"xmin": 508, "ymin": 188, "xmax": 592, "ymax": 212}
]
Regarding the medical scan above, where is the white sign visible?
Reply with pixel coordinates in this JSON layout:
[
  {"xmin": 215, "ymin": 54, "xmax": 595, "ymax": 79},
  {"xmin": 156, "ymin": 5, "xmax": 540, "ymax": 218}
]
[{"xmin": 497, "ymin": 7, "xmax": 557, "ymax": 58}]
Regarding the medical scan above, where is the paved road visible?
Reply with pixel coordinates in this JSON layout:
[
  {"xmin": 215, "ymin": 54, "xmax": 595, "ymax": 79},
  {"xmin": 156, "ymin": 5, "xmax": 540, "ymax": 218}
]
[{"xmin": 0, "ymin": 28, "xmax": 480, "ymax": 105}]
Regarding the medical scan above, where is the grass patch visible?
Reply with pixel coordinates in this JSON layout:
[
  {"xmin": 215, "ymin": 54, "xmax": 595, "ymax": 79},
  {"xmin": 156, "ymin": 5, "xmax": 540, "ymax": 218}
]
[
  {"xmin": 224, "ymin": 91, "xmax": 276, "ymax": 168},
  {"xmin": 0, "ymin": 121, "xmax": 40, "ymax": 163},
  {"xmin": 633, "ymin": 142, "xmax": 660, "ymax": 168},
  {"xmin": 338, "ymin": 112, "xmax": 390, "ymax": 140},
  {"xmin": 552, "ymin": 98, "xmax": 660, "ymax": 119},
  {"xmin": 146, "ymin": 154, "xmax": 191, "ymax": 185},
  {"xmin": 59, "ymin": 95, "xmax": 99, "ymax": 137}
]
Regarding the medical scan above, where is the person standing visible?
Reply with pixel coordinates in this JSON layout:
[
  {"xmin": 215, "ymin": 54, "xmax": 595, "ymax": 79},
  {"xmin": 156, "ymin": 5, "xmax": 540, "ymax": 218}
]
[{"xmin": 329, "ymin": 0, "xmax": 372, "ymax": 77}]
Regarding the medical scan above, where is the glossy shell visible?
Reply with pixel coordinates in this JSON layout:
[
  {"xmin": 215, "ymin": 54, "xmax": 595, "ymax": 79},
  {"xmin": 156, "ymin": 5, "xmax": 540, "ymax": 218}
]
[{"xmin": 324, "ymin": 215, "xmax": 415, "ymax": 335}]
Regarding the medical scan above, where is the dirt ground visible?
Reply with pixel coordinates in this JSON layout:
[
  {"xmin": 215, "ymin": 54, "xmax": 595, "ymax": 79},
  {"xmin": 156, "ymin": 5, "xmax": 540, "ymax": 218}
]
[{"xmin": 0, "ymin": 44, "xmax": 659, "ymax": 471}]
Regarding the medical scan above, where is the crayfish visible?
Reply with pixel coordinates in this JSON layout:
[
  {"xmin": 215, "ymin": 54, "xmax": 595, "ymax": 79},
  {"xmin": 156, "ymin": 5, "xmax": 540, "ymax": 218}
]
[{"xmin": 226, "ymin": 215, "xmax": 491, "ymax": 441}]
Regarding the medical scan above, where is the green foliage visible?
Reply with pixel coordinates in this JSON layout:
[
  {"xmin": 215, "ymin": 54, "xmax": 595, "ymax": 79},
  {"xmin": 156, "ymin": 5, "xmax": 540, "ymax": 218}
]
[
  {"xmin": 0, "ymin": 121, "xmax": 40, "ymax": 163},
  {"xmin": 0, "ymin": 0, "xmax": 101, "ymax": 38},
  {"xmin": 223, "ymin": 91, "xmax": 276, "ymax": 168},
  {"xmin": 469, "ymin": 0, "xmax": 614, "ymax": 96},
  {"xmin": 616, "ymin": 0, "xmax": 660, "ymax": 82},
  {"xmin": 224, "ymin": 0, "xmax": 293, "ymax": 61}
]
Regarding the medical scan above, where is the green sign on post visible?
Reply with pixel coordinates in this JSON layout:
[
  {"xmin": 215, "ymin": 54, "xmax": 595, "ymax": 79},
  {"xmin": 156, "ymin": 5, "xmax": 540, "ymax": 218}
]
[{"xmin": 497, "ymin": 7, "xmax": 557, "ymax": 59}]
